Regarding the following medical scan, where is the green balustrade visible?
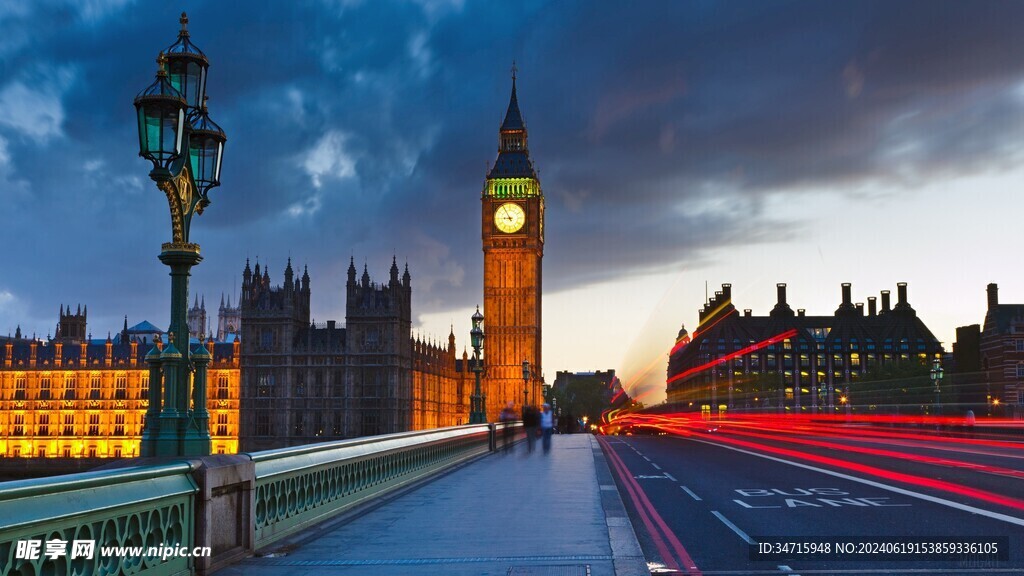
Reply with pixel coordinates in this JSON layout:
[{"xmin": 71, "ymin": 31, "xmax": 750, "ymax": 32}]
[
  {"xmin": 246, "ymin": 424, "xmax": 494, "ymax": 549},
  {"xmin": 0, "ymin": 463, "xmax": 198, "ymax": 576}
]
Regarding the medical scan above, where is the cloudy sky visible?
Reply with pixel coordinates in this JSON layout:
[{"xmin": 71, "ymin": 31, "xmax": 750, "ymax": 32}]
[{"xmin": 2, "ymin": 0, "xmax": 1024, "ymax": 403}]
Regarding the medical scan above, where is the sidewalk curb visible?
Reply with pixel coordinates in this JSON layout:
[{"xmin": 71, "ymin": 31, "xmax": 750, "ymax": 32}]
[{"xmin": 591, "ymin": 435, "xmax": 650, "ymax": 576}]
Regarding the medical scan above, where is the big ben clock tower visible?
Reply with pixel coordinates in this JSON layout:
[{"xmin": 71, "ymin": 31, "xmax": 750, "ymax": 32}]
[{"xmin": 481, "ymin": 66, "xmax": 544, "ymax": 421}]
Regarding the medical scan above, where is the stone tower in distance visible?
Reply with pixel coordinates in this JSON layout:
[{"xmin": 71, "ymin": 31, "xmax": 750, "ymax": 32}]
[{"xmin": 481, "ymin": 65, "xmax": 544, "ymax": 420}]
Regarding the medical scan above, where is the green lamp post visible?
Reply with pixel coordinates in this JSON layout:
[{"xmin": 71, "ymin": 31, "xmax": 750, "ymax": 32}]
[
  {"xmin": 930, "ymin": 358, "xmax": 944, "ymax": 422},
  {"xmin": 469, "ymin": 307, "xmax": 486, "ymax": 424},
  {"xmin": 135, "ymin": 13, "xmax": 226, "ymax": 457},
  {"xmin": 522, "ymin": 359, "xmax": 530, "ymax": 413}
]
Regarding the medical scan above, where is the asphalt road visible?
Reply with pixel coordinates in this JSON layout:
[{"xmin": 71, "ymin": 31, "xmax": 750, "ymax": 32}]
[{"xmin": 600, "ymin": 428, "xmax": 1024, "ymax": 575}]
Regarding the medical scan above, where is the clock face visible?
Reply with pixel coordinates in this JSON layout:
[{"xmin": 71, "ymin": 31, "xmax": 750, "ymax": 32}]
[{"xmin": 494, "ymin": 202, "xmax": 526, "ymax": 233}]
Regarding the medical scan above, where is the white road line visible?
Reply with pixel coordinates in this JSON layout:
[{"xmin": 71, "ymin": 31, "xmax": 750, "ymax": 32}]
[
  {"xmin": 652, "ymin": 463, "xmax": 662, "ymax": 470},
  {"xmin": 687, "ymin": 437, "xmax": 1024, "ymax": 528},
  {"xmin": 711, "ymin": 510, "xmax": 756, "ymax": 545},
  {"xmin": 681, "ymin": 486, "xmax": 701, "ymax": 501},
  {"xmin": 643, "ymin": 456, "xmax": 651, "ymax": 461},
  {"xmin": 664, "ymin": 473, "xmax": 677, "ymax": 482}
]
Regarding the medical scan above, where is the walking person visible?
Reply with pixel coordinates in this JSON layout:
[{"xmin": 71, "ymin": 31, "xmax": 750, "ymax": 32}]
[
  {"xmin": 540, "ymin": 403, "xmax": 554, "ymax": 454},
  {"xmin": 522, "ymin": 404, "xmax": 539, "ymax": 453},
  {"xmin": 499, "ymin": 401, "xmax": 516, "ymax": 454}
]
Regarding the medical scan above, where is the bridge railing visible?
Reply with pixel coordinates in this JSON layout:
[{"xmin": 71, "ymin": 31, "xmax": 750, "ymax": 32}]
[
  {"xmin": 0, "ymin": 423, "xmax": 516, "ymax": 575},
  {"xmin": 247, "ymin": 423, "xmax": 495, "ymax": 549},
  {"xmin": 0, "ymin": 462, "xmax": 197, "ymax": 576}
]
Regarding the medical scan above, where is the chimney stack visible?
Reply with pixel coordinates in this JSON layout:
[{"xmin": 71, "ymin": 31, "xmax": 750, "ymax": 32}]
[
  {"xmin": 988, "ymin": 283, "xmax": 999, "ymax": 309},
  {"xmin": 881, "ymin": 290, "xmax": 891, "ymax": 313},
  {"xmin": 867, "ymin": 297, "xmax": 877, "ymax": 316},
  {"xmin": 797, "ymin": 309, "xmax": 805, "ymax": 317},
  {"xmin": 777, "ymin": 283, "xmax": 787, "ymax": 306},
  {"xmin": 722, "ymin": 283, "xmax": 732, "ymax": 301},
  {"xmin": 842, "ymin": 283, "xmax": 852, "ymax": 305},
  {"xmin": 897, "ymin": 282, "xmax": 908, "ymax": 306},
  {"xmin": 855, "ymin": 303, "xmax": 864, "ymax": 315},
  {"xmin": 744, "ymin": 309, "xmax": 752, "ymax": 317}
]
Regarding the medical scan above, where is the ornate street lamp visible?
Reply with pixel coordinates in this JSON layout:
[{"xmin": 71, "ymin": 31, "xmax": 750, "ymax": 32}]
[
  {"xmin": 930, "ymin": 358, "xmax": 944, "ymax": 421},
  {"xmin": 135, "ymin": 13, "xmax": 226, "ymax": 457},
  {"xmin": 469, "ymin": 307, "xmax": 486, "ymax": 424},
  {"xmin": 521, "ymin": 360, "xmax": 530, "ymax": 413}
]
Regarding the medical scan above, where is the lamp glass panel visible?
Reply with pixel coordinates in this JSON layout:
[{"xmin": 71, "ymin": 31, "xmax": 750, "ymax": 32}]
[
  {"xmin": 189, "ymin": 137, "xmax": 203, "ymax": 183},
  {"xmin": 175, "ymin": 108, "xmax": 185, "ymax": 155},
  {"xmin": 136, "ymin": 107, "xmax": 148, "ymax": 156},
  {"xmin": 145, "ymin": 109, "xmax": 165, "ymax": 159},
  {"xmin": 214, "ymin": 141, "xmax": 223, "ymax": 182},
  {"xmin": 160, "ymin": 111, "xmax": 177, "ymax": 161}
]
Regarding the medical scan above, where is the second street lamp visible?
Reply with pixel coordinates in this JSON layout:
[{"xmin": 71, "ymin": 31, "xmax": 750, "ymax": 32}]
[
  {"xmin": 931, "ymin": 358, "xmax": 944, "ymax": 423},
  {"xmin": 522, "ymin": 360, "xmax": 530, "ymax": 413},
  {"xmin": 135, "ymin": 13, "xmax": 226, "ymax": 457},
  {"xmin": 469, "ymin": 307, "xmax": 486, "ymax": 424}
]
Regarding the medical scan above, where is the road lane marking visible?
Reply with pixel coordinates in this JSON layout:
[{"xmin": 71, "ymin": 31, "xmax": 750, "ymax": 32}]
[
  {"xmin": 652, "ymin": 463, "xmax": 662, "ymax": 470},
  {"xmin": 600, "ymin": 437, "xmax": 702, "ymax": 575},
  {"xmin": 711, "ymin": 510, "xmax": 756, "ymax": 545},
  {"xmin": 687, "ymin": 437, "xmax": 1024, "ymax": 528},
  {"xmin": 664, "ymin": 473, "xmax": 677, "ymax": 482},
  {"xmin": 643, "ymin": 456, "xmax": 651, "ymax": 461},
  {"xmin": 681, "ymin": 486, "xmax": 702, "ymax": 501}
]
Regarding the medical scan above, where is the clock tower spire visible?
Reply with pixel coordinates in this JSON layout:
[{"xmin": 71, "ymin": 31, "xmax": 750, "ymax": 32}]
[{"xmin": 481, "ymin": 66, "xmax": 544, "ymax": 421}]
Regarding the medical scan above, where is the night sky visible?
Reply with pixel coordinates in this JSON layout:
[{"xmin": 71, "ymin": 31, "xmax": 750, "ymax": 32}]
[{"xmin": 2, "ymin": 1, "xmax": 1024, "ymax": 402}]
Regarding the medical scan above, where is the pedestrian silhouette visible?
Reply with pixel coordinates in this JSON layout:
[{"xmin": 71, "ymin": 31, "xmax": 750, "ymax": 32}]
[
  {"xmin": 499, "ymin": 401, "xmax": 516, "ymax": 454},
  {"xmin": 522, "ymin": 404, "xmax": 540, "ymax": 453},
  {"xmin": 540, "ymin": 403, "xmax": 554, "ymax": 454}
]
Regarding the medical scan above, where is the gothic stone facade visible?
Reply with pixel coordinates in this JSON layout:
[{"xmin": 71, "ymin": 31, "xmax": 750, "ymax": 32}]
[
  {"xmin": 0, "ymin": 311, "xmax": 240, "ymax": 459},
  {"xmin": 238, "ymin": 258, "xmax": 471, "ymax": 451}
]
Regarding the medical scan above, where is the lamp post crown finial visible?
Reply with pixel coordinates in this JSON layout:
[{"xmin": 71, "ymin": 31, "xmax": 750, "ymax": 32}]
[{"xmin": 180, "ymin": 12, "xmax": 189, "ymax": 35}]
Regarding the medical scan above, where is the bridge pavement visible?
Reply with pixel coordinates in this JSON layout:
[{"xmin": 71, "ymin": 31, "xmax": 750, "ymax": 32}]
[{"xmin": 217, "ymin": 434, "xmax": 649, "ymax": 576}]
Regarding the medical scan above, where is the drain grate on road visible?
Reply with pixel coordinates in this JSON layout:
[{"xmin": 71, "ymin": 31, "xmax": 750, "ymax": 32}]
[{"xmin": 507, "ymin": 565, "xmax": 591, "ymax": 576}]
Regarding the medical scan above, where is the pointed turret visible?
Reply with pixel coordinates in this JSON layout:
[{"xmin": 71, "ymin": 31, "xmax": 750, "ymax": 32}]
[
  {"xmin": 302, "ymin": 265, "xmax": 310, "ymax": 293},
  {"xmin": 489, "ymin": 63, "xmax": 535, "ymax": 179},
  {"xmin": 390, "ymin": 256, "xmax": 399, "ymax": 286},
  {"xmin": 402, "ymin": 263, "xmax": 411, "ymax": 288},
  {"xmin": 362, "ymin": 263, "xmax": 370, "ymax": 287},
  {"xmin": 284, "ymin": 257, "xmax": 294, "ymax": 285}
]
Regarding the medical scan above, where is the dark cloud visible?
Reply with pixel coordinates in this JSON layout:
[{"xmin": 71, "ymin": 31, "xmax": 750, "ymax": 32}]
[{"xmin": 1, "ymin": 0, "xmax": 1023, "ymax": 336}]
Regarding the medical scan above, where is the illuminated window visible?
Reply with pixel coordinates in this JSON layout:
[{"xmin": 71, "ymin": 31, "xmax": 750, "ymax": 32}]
[
  {"xmin": 62, "ymin": 447, "xmax": 71, "ymax": 458},
  {"xmin": 90, "ymin": 376, "xmax": 101, "ymax": 400},
  {"xmin": 39, "ymin": 377, "xmax": 51, "ymax": 400},
  {"xmin": 140, "ymin": 374, "xmax": 149, "ymax": 400},
  {"xmin": 115, "ymin": 374, "xmax": 127, "ymax": 399},
  {"xmin": 88, "ymin": 447, "xmax": 96, "ymax": 458},
  {"xmin": 38, "ymin": 414, "xmax": 50, "ymax": 436},
  {"xmin": 851, "ymin": 353, "xmax": 861, "ymax": 368},
  {"xmin": 14, "ymin": 377, "xmax": 26, "ymax": 400},
  {"xmin": 799, "ymin": 354, "xmax": 809, "ymax": 368},
  {"xmin": 833, "ymin": 354, "xmax": 844, "ymax": 368},
  {"xmin": 88, "ymin": 414, "xmax": 100, "ymax": 436},
  {"xmin": 113, "ymin": 413, "xmax": 125, "ymax": 436},
  {"xmin": 216, "ymin": 413, "xmax": 228, "ymax": 436},
  {"xmin": 63, "ymin": 414, "xmax": 74, "ymax": 436},
  {"xmin": 783, "ymin": 339, "xmax": 792, "ymax": 350},
  {"xmin": 64, "ymin": 375, "xmax": 76, "ymax": 400},
  {"xmin": 217, "ymin": 375, "xmax": 229, "ymax": 399},
  {"xmin": 13, "ymin": 414, "xmax": 24, "ymax": 436}
]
